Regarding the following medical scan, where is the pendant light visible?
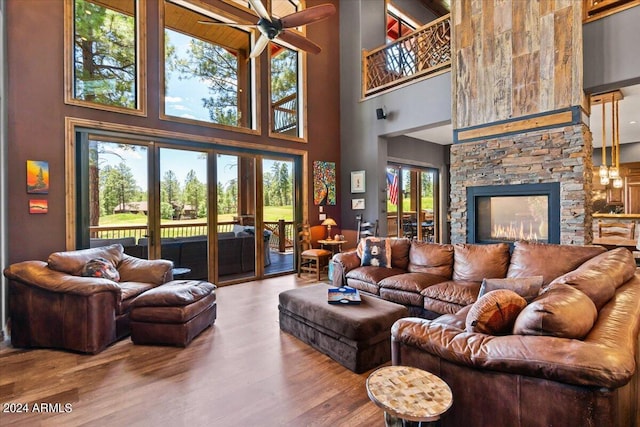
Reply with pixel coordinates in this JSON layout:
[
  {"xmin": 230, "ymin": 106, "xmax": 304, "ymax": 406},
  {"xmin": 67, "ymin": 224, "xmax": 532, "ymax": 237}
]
[
  {"xmin": 612, "ymin": 97, "xmax": 624, "ymax": 189},
  {"xmin": 599, "ymin": 98, "xmax": 609, "ymax": 185},
  {"xmin": 593, "ymin": 91, "xmax": 624, "ymax": 188}
]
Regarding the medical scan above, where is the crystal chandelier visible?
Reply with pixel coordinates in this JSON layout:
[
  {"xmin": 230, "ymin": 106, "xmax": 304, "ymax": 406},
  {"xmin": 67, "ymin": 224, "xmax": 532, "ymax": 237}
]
[{"xmin": 596, "ymin": 91, "xmax": 623, "ymax": 189}]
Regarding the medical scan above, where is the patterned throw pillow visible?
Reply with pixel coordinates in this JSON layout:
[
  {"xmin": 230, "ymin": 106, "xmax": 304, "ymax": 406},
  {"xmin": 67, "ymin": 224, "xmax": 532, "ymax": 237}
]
[
  {"xmin": 466, "ymin": 289, "xmax": 527, "ymax": 335},
  {"xmin": 81, "ymin": 257, "xmax": 120, "ymax": 282},
  {"xmin": 360, "ymin": 238, "xmax": 392, "ymax": 268}
]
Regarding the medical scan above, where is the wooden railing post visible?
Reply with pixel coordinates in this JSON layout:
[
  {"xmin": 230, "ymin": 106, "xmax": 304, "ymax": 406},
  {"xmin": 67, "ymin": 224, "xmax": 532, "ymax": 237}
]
[{"xmin": 278, "ymin": 219, "xmax": 286, "ymax": 253}]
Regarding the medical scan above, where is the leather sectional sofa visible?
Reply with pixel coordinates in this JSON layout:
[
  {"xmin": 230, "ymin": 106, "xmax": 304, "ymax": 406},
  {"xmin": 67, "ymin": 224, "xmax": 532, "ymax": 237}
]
[
  {"xmin": 333, "ymin": 239, "xmax": 640, "ymax": 425},
  {"xmin": 332, "ymin": 239, "xmax": 607, "ymax": 318}
]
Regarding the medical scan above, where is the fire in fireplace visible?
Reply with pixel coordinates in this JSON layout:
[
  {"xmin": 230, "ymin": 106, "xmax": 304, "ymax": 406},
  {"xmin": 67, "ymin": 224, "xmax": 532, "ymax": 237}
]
[{"xmin": 467, "ymin": 183, "xmax": 560, "ymax": 245}]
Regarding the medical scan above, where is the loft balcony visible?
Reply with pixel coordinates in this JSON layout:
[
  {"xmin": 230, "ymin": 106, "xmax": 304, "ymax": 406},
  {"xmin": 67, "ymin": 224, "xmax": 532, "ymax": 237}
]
[{"xmin": 362, "ymin": 14, "xmax": 451, "ymax": 98}]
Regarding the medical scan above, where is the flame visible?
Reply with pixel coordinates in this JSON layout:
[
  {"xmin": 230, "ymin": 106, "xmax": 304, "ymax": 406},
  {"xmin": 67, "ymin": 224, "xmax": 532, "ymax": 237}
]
[{"xmin": 491, "ymin": 221, "xmax": 542, "ymax": 242}]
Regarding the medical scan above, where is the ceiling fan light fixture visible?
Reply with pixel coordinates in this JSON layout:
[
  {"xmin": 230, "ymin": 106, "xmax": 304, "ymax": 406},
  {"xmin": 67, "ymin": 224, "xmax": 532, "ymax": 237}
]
[{"xmin": 206, "ymin": 0, "xmax": 335, "ymax": 58}]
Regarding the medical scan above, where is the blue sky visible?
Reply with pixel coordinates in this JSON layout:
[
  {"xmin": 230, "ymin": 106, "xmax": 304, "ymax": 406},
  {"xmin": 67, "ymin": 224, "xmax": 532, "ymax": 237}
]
[{"xmin": 164, "ymin": 29, "xmax": 214, "ymax": 123}]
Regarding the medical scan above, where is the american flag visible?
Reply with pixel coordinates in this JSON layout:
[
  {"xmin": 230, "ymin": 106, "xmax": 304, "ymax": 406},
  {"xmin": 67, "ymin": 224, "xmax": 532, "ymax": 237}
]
[{"xmin": 387, "ymin": 172, "xmax": 399, "ymax": 205}]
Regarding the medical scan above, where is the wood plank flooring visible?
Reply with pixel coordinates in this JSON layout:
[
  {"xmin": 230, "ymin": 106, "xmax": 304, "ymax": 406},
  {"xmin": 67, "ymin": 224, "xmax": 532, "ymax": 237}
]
[{"xmin": 0, "ymin": 275, "xmax": 386, "ymax": 426}]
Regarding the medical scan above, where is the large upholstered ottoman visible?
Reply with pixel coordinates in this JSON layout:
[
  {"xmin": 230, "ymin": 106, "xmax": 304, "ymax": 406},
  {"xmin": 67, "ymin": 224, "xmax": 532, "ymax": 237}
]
[
  {"xmin": 278, "ymin": 284, "xmax": 409, "ymax": 373},
  {"xmin": 130, "ymin": 280, "xmax": 217, "ymax": 347}
]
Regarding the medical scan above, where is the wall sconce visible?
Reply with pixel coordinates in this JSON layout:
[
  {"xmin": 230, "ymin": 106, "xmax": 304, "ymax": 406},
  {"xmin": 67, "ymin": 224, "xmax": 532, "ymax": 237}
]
[
  {"xmin": 376, "ymin": 107, "xmax": 387, "ymax": 120},
  {"xmin": 321, "ymin": 218, "xmax": 337, "ymax": 240}
]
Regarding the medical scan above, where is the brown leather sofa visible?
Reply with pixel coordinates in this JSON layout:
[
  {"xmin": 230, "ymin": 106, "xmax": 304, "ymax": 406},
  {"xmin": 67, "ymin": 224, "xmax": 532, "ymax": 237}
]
[
  {"xmin": 332, "ymin": 239, "xmax": 607, "ymax": 318},
  {"xmin": 3, "ymin": 244, "xmax": 173, "ymax": 354},
  {"xmin": 391, "ymin": 245, "xmax": 640, "ymax": 426}
]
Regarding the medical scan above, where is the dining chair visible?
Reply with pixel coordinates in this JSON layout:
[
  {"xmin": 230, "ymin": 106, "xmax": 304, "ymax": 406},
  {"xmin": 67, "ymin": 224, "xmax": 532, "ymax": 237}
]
[{"xmin": 297, "ymin": 223, "xmax": 332, "ymax": 281}]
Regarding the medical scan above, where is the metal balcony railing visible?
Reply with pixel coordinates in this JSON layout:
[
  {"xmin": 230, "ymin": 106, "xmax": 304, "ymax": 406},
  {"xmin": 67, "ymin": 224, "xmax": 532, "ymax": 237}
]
[{"xmin": 362, "ymin": 14, "xmax": 451, "ymax": 97}]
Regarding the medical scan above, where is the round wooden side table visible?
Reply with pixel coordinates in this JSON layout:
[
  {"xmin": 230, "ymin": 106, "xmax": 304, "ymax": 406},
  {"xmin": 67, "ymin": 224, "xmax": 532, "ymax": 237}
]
[{"xmin": 366, "ymin": 365, "xmax": 452, "ymax": 427}]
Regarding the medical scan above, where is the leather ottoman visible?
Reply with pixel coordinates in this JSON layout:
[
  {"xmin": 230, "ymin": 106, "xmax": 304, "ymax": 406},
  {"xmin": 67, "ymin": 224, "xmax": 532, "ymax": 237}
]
[
  {"xmin": 130, "ymin": 280, "xmax": 217, "ymax": 347},
  {"xmin": 278, "ymin": 283, "xmax": 408, "ymax": 373}
]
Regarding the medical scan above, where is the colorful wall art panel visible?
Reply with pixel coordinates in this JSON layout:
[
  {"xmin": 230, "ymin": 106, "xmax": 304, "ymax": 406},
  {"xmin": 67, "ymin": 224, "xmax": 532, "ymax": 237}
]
[
  {"xmin": 26, "ymin": 160, "xmax": 49, "ymax": 194},
  {"xmin": 313, "ymin": 161, "xmax": 336, "ymax": 206}
]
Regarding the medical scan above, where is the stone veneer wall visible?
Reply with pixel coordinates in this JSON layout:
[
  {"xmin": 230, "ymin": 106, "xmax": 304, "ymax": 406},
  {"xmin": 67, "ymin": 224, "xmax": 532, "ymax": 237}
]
[{"xmin": 449, "ymin": 124, "xmax": 593, "ymax": 245}]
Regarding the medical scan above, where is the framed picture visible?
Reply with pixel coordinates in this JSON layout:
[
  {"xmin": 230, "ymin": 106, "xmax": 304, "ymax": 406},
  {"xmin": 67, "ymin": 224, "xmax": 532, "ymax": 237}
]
[
  {"xmin": 351, "ymin": 170, "xmax": 365, "ymax": 193},
  {"xmin": 352, "ymin": 198, "xmax": 365, "ymax": 210},
  {"xmin": 29, "ymin": 199, "xmax": 48, "ymax": 214},
  {"xmin": 26, "ymin": 160, "xmax": 49, "ymax": 194}
]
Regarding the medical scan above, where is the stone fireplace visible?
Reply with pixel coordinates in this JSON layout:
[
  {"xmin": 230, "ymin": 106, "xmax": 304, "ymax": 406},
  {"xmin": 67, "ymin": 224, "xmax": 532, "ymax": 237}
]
[
  {"xmin": 450, "ymin": 125, "xmax": 593, "ymax": 245},
  {"xmin": 467, "ymin": 183, "xmax": 560, "ymax": 245}
]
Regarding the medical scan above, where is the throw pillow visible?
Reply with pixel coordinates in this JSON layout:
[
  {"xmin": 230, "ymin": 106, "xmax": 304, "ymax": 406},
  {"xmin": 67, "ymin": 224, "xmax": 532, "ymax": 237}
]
[
  {"xmin": 81, "ymin": 257, "xmax": 120, "ymax": 281},
  {"xmin": 513, "ymin": 284, "xmax": 597, "ymax": 339},
  {"xmin": 465, "ymin": 289, "xmax": 527, "ymax": 335},
  {"xmin": 478, "ymin": 276, "xmax": 544, "ymax": 303},
  {"xmin": 360, "ymin": 238, "xmax": 392, "ymax": 268}
]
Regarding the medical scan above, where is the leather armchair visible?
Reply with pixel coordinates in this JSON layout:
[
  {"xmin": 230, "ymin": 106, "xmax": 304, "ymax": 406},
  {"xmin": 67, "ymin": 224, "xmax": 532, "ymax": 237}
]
[{"xmin": 3, "ymin": 244, "xmax": 173, "ymax": 354}]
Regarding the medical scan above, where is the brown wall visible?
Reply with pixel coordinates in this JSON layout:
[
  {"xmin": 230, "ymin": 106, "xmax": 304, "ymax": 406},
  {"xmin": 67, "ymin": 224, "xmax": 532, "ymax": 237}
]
[{"xmin": 6, "ymin": 0, "xmax": 341, "ymax": 263}]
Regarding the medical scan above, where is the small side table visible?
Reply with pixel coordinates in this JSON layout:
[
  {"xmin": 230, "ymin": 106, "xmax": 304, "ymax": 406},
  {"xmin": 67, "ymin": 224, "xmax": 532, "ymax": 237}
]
[
  {"xmin": 172, "ymin": 267, "xmax": 192, "ymax": 278},
  {"xmin": 366, "ymin": 365, "xmax": 452, "ymax": 427},
  {"xmin": 318, "ymin": 239, "xmax": 347, "ymax": 256}
]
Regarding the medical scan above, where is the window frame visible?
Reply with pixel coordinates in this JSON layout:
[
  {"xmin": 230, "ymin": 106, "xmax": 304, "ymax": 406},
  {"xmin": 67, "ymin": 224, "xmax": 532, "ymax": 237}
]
[
  {"xmin": 159, "ymin": 0, "xmax": 260, "ymax": 135},
  {"xmin": 64, "ymin": 0, "xmax": 147, "ymax": 116},
  {"xmin": 268, "ymin": 42, "xmax": 307, "ymax": 142}
]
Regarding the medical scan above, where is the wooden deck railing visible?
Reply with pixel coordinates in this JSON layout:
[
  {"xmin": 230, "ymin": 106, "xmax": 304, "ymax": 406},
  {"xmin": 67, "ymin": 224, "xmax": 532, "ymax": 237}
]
[
  {"xmin": 271, "ymin": 93, "xmax": 297, "ymax": 134},
  {"xmin": 89, "ymin": 220, "xmax": 295, "ymax": 252},
  {"xmin": 362, "ymin": 14, "xmax": 451, "ymax": 97}
]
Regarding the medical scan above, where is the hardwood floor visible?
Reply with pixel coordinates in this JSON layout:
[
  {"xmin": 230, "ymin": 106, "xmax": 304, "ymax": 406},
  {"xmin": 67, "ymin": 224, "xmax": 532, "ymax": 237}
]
[{"xmin": 0, "ymin": 275, "xmax": 386, "ymax": 426}]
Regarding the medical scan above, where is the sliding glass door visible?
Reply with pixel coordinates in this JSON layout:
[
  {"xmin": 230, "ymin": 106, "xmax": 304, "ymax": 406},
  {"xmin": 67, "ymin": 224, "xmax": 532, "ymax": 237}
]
[
  {"xmin": 387, "ymin": 164, "xmax": 439, "ymax": 242},
  {"xmin": 262, "ymin": 157, "xmax": 295, "ymax": 274},
  {"xmin": 158, "ymin": 147, "xmax": 208, "ymax": 280},
  {"xmin": 216, "ymin": 153, "xmax": 258, "ymax": 282},
  {"xmin": 78, "ymin": 136, "xmax": 150, "ymax": 255},
  {"xmin": 77, "ymin": 132, "xmax": 299, "ymax": 284}
]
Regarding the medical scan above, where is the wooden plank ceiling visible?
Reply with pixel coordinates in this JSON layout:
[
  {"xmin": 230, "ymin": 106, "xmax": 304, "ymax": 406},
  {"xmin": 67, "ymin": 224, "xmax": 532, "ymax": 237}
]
[
  {"xmin": 88, "ymin": 0, "xmax": 253, "ymax": 53},
  {"xmin": 418, "ymin": 0, "xmax": 450, "ymax": 17}
]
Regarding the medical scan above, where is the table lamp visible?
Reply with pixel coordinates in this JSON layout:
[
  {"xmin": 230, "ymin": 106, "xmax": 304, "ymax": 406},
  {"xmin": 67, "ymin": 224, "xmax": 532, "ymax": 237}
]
[{"xmin": 322, "ymin": 218, "xmax": 337, "ymax": 240}]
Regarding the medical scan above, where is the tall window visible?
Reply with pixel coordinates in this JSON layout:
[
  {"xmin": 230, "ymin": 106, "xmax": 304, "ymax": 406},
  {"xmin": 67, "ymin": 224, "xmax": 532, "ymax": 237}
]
[
  {"xmin": 163, "ymin": 1, "xmax": 253, "ymax": 129},
  {"xmin": 71, "ymin": 0, "xmax": 138, "ymax": 110},
  {"xmin": 270, "ymin": 0, "xmax": 304, "ymax": 139},
  {"xmin": 270, "ymin": 46, "xmax": 300, "ymax": 136},
  {"xmin": 386, "ymin": 4, "xmax": 417, "ymax": 43}
]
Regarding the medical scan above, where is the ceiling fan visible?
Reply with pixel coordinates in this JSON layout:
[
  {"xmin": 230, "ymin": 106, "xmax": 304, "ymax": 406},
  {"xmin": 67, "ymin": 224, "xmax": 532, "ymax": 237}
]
[{"xmin": 198, "ymin": 0, "xmax": 336, "ymax": 58}]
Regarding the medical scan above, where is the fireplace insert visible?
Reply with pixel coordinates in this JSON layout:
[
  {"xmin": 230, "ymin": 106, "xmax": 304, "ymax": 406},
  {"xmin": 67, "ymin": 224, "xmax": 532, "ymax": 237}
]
[{"xmin": 467, "ymin": 183, "xmax": 560, "ymax": 245}]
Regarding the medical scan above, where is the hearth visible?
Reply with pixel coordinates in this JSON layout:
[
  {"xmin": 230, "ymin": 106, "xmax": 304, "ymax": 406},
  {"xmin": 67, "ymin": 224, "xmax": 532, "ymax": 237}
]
[{"xmin": 467, "ymin": 183, "xmax": 560, "ymax": 245}]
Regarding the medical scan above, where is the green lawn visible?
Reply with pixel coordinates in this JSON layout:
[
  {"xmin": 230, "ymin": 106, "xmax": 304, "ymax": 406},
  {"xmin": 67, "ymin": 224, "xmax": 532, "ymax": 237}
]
[
  {"xmin": 387, "ymin": 198, "xmax": 434, "ymax": 212},
  {"xmin": 99, "ymin": 205, "xmax": 294, "ymax": 226}
]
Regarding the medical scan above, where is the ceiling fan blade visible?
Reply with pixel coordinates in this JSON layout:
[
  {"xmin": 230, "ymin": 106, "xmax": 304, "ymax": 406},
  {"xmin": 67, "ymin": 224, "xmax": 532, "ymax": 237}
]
[
  {"xmin": 278, "ymin": 29, "xmax": 321, "ymax": 55},
  {"xmin": 280, "ymin": 4, "xmax": 336, "ymax": 29},
  {"xmin": 198, "ymin": 20, "xmax": 257, "ymax": 29},
  {"xmin": 250, "ymin": 34, "xmax": 270, "ymax": 58},
  {"xmin": 248, "ymin": 0, "xmax": 271, "ymax": 21}
]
